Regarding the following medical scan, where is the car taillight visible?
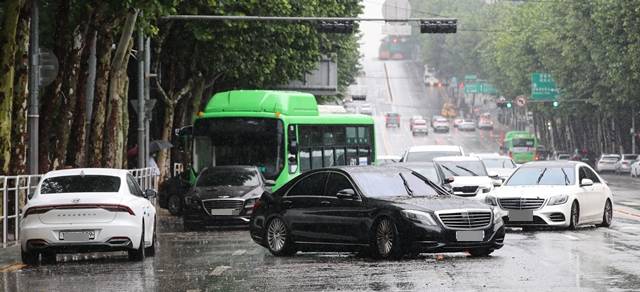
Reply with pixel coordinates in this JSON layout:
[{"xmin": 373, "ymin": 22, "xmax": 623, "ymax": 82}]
[
  {"xmin": 508, "ymin": 151, "xmax": 513, "ymax": 158},
  {"xmin": 100, "ymin": 204, "xmax": 136, "ymax": 215},
  {"xmin": 23, "ymin": 206, "xmax": 53, "ymax": 218},
  {"xmin": 23, "ymin": 204, "xmax": 135, "ymax": 218}
]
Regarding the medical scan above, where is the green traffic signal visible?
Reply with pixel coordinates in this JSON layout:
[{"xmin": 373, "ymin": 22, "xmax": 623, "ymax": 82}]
[
  {"xmin": 552, "ymin": 101, "xmax": 559, "ymax": 108},
  {"xmin": 506, "ymin": 102, "xmax": 512, "ymax": 109}
]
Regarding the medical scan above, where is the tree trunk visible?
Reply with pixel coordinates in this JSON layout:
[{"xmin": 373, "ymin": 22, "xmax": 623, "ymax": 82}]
[
  {"xmin": 9, "ymin": 2, "xmax": 30, "ymax": 175},
  {"xmin": 158, "ymin": 102, "xmax": 176, "ymax": 181},
  {"xmin": 103, "ymin": 10, "xmax": 138, "ymax": 168},
  {"xmin": 0, "ymin": 0, "xmax": 22, "ymax": 174},
  {"xmin": 88, "ymin": 27, "xmax": 114, "ymax": 167}
]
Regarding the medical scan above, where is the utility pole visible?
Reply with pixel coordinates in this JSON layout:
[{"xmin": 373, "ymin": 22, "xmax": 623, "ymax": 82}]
[
  {"xmin": 137, "ymin": 26, "xmax": 145, "ymax": 168},
  {"xmin": 632, "ymin": 104, "xmax": 636, "ymax": 154},
  {"xmin": 144, "ymin": 37, "xmax": 152, "ymax": 167},
  {"xmin": 28, "ymin": 0, "xmax": 39, "ymax": 174}
]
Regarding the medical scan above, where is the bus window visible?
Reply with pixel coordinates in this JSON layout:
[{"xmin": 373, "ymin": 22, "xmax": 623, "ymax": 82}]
[
  {"xmin": 513, "ymin": 138, "xmax": 535, "ymax": 147},
  {"xmin": 346, "ymin": 127, "xmax": 358, "ymax": 144},
  {"xmin": 335, "ymin": 148, "xmax": 346, "ymax": 166},
  {"xmin": 194, "ymin": 137, "xmax": 212, "ymax": 172},
  {"xmin": 324, "ymin": 149, "xmax": 335, "ymax": 167},
  {"xmin": 300, "ymin": 149, "xmax": 311, "ymax": 171}
]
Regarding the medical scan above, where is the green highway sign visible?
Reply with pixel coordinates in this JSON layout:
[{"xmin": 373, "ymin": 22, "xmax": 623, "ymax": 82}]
[
  {"xmin": 464, "ymin": 74, "xmax": 477, "ymax": 81},
  {"xmin": 531, "ymin": 72, "xmax": 559, "ymax": 100},
  {"xmin": 464, "ymin": 83, "xmax": 480, "ymax": 94},
  {"xmin": 464, "ymin": 81, "xmax": 498, "ymax": 95}
]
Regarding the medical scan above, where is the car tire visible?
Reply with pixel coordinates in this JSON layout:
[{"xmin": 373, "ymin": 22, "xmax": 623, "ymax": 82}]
[
  {"xmin": 468, "ymin": 248, "xmax": 494, "ymax": 257},
  {"xmin": 21, "ymin": 249, "xmax": 38, "ymax": 265},
  {"xmin": 128, "ymin": 224, "xmax": 146, "ymax": 261},
  {"xmin": 596, "ymin": 199, "xmax": 613, "ymax": 228},
  {"xmin": 371, "ymin": 217, "xmax": 403, "ymax": 260},
  {"xmin": 266, "ymin": 217, "xmax": 296, "ymax": 256},
  {"xmin": 568, "ymin": 201, "xmax": 580, "ymax": 230},
  {"xmin": 41, "ymin": 252, "xmax": 56, "ymax": 264},
  {"xmin": 167, "ymin": 195, "xmax": 183, "ymax": 216},
  {"xmin": 146, "ymin": 219, "xmax": 157, "ymax": 256}
]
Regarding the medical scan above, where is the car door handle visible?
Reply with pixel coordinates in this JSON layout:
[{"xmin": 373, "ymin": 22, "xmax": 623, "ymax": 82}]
[
  {"xmin": 320, "ymin": 200, "xmax": 331, "ymax": 205},
  {"xmin": 282, "ymin": 200, "xmax": 293, "ymax": 208}
]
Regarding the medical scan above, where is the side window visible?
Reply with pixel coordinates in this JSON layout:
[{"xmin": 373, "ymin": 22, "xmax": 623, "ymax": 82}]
[
  {"xmin": 585, "ymin": 168, "xmax": 601, "ymax": 183},
  {"xmin": 325, "ymin": 173, "xmax": 355, "ymax": 198},
  {"xmin": 127, "ymin": 175, "xmax": 143, "ymax": 197},
  {"xmin": 287, "ymin": 172, "xmax": 328, "ymax": 197},
  {"xmin": 578, "ymin": 167, "xmax": 588, "ymax": 182}
]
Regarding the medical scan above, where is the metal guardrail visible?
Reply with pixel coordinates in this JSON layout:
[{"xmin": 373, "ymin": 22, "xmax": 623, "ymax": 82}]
[{"xmin": 0, "ymin": 167, "xmax": 158, "ymax": 247}]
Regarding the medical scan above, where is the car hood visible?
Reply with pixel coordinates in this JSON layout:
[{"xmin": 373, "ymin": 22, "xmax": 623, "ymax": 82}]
[
  {"xmin": 450, "ymin": 176, "xmax": 493, "ymax": 188},
  {"xmin": 193, "ymin": 185, "xmax": 262, "ymax": 200},
  {"xmin": 374, "ymin": 195, "xmax": 491, "ymax": 212},
  {"xmin": 491, "ymin": 185, "xmax": 576, "ymax": 198}
]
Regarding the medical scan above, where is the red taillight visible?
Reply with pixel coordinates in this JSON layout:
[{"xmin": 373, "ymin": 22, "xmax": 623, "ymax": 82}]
[
  {"xmin": 508, "ymin": 151, "xmax": 513, "ymax": 158},
  {"xmin": 23, "ymin": 204, "xmax": 135, "ymax": 218},
  {"xmin": 253, "ymin": 199, "xmax": 262, "ymax": 213}
]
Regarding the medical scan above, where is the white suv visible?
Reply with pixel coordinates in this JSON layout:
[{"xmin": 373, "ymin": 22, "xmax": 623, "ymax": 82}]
[
  {"xmin": 433, "ymin": 156, "xmax": 497, "ymax": 201},
  {"xmin": 401, "ymin": 145, "xmax": 464, "ymax": 162}
]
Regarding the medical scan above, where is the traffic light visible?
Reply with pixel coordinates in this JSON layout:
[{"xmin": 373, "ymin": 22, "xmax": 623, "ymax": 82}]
[
  {"xmin": 420, "ymin": 19, "xmax": 457, "ymax": 34},
  {"xmin": 552, "ymin": 100, "xmax": 559, "ymax": 108},
  {"xmin": 506, "ymin": 101, "xmax": 512, "ymax": 109},
  {"xmin": 316, "ymin": 21, "xmax": 355, "ymax": 34}
]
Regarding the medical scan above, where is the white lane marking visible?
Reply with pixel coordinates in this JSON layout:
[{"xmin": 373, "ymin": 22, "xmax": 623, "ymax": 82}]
[
  {"xmin": 561, "ymin": 234, "xmax": 580, "ymax": 240},
  {"xmin": 209, "ymin": 265, "xmax": 231, "ymax": 276},
  {"xmin": 618, "ymin": 201, "xmax": 640, "ymax": 207},
  {"xmin": 232, "ymin": 249, "xmax": 246, "ymax": 256}
]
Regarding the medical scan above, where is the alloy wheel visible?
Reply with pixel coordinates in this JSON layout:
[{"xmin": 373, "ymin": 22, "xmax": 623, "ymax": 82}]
[
  {"xmin": 601, "ymin": 200, "xmax": 613, "ymax": 227},
  {"xmin": 569, "ymin": 202, "xmax": 579, "ymax": 229},
  {"xmin": 167, "ymin": 195, "xmax": 182, "ymax": 215},
  {"xmin": 267, "ymin": 218, "xmax": 287, "ymax": 252},
  {"xmin": 376, "ymin": 219, "xmax": 395, "ymax": 256}
]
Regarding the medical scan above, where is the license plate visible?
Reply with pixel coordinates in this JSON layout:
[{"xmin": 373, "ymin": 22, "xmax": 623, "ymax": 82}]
[
  {"xmin": 210, "ymin": 209, "xmax": 236, "ymax": 216},
  {"xmin": 60, "ymin": 230, "xmax": 95, "ymax": 241},
  {"xmin": 456, "ymin": 230, "xmax": 484, "ymax": 242},
  {"xmin": 509, "ymin": 210, "xmax": 533, "ymax": 221}
]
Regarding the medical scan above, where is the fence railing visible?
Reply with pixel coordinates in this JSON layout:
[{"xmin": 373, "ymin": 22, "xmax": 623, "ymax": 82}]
[{"xmin": 0, "ymin": 167, "xmax": 158, "ymax": 247}]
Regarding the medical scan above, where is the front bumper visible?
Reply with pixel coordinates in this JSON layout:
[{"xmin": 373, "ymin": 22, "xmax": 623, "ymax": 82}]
[
  {"xmin": 402, "ymin": 220, "xmax": 505, "ymax": 253},
  {"xmin": 183, "ymin": 205, "xmax": 253, "ymax": 227},
  {"xmin": 495, "ymin": 202, "xmax": 572, "ymax": 227}
]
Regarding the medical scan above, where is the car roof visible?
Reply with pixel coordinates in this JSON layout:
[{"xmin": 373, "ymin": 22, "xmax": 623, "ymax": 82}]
[
  {"xmin": 601, "ymin": 154, "xmax": 620, "ymax": 157},
  {"xmin": 470, "ymin": 153, "xmax": 501, "ymax": 158},
  {"xmin": 326, "ymin": 165, "xmax": 411, "ymax": 174},
  {"xmin": 433, "ymin": 156, "xmax": 480, "ymax": 162},
  {"xmin": 43, "ymin": 168, "xmax": 128, "ymax": 179},
  {"xmin": 408, "ymin": 145, "xmax": 462, "ymax": 152},
  {"xmin": 520, "ymin": 161, "xmax": 584, "ymax": 168}
]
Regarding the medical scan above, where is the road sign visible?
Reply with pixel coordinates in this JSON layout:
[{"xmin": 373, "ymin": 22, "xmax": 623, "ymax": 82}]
[
  {"xmin": 516, "ymin": 96, "xmax": 527, "ymax": 107},
  {"xmin": 464, "ymin": 81, "xmax": 497, "ymax": 95},
  {"xmin": 464, "ymin": 74, "xmax": 477, "ymax": 81},
  {"xmin": 381, "ymin": 24, "xmax": 411, "ymax": 35},
  {"xmin": 464, "ymin": 83, "xmax": 480, "ymax": 94},
  {"xmin": 531, "ymin": 72, "xmax": 559, "ymax": 100}
]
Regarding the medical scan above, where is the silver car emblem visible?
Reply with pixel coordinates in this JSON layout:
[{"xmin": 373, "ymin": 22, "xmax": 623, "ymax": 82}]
[{"xmin": 72, "ymin": 198, "xmax": 80, "ymax": 203}]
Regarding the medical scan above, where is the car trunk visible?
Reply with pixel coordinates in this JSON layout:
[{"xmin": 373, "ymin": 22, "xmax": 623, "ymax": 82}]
[{"xmin": 34, "ymin": 193, "xmax": 124, "ymax": 224}]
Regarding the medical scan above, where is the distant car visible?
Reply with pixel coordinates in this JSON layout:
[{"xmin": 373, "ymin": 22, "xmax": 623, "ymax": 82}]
[
  {"xmin": 453, "ymin": 118, "xmax": 464, "ymax": 128},
  {"xmin": 424, "ymin": 76, "xmax": 441, "ymax": 87},
  {"xmin": 182, "ymin": 166, "xmax": 271, "ymax": 230},
  {"xmin": 433, "ymin": 156, "xmax": 498, "ymax": 201},
  {"xmin": 376, "ymin": 155, "xmax": 402, "ymax": 165},
  {"xmin": 250, "ymin": 166, "xmax": 505, "ymax": 259},
  {"xmin": 614, "ymin": 154, "xmax": 637, "ymax": 174},
  {"xmin": 596, "ymin": 154, "xmax": 620, "ymax": 172},
  {"xmin": 384, "ymin": 112, "xmax": 400, "ymax": 128},
  {"xmin": 359, "ymin": 103, "xmax": 373, "ymax": 115},
  {"xmin": 487, "ymin": 161, "xmax": 613, "ymax": 230},
  {"xmin": 409, "ymin": 115, "xmax": 425, "ymax": 130},
  {"xmin": 432, "ymin": 117, "xmax": 450, "ymax": 133},
  {"xmin": 431, "ymin": 115, "xmax": 444, "ymax": 127},
  {"xmin": 402, "ymin": 145, "xmax": 465, "ymax": 162},
  {"xmin": 20, "ymin": 168, "xmax": 158, "ymax": 265},
  {"xmin": 411, "ymin": 119, "xmax": 429, "ymax": 136},
  {"xmin": 458, "ymin": 120, "xmax": 476, "ymax": 131},
  {"xmin": 471, "ymin": 153, "xmax": 518, "ymax": 183},
  {"xmin": 477, "ymin": 119, "xmax": 494, "ymax": 130},
  {"xmin": 556, "ymin": 154, "xmax": 571, "ymax": 161},
  {"xmin": 630, "ymin": 157, "xmax": 640, "ymax": 177}
]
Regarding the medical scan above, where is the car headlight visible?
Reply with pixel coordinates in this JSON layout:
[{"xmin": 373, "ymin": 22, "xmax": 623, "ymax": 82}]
[
  {"xmin": 401, "ymin": 210, "xmax": 437, "ymax": 225},
  {"xmin": 485, "ymin": 195, "xmax": 498, "ymax": 206},
  {"xmin": 184, "ymin": 196, "xmax": 201, "ymax": 208},
  {"xmin": 492, "ymin": 207, "xmax": 503, "ymax": 224},
  {"xmin": 547, "ymin": 194, "xmax": 569, "ymax": 206}
]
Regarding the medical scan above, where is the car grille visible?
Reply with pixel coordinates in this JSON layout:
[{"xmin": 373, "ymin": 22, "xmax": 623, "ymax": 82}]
[
  {"xmin": 452, "ymin": 186, "xmax": 478, "ymax": 197},
  {"xmin": 549, "ymin": 213, "xmax": 565, "ymax": 222},
  {"xmin": 202, "ymin": 199, "xmax": 244, "ymax": 213},
  {"xmin": 498, "ymin": 198, "xmax": 545, "ymax": 210},
  {"xmin": 437, "ymin": 211, "xmax": 492, "ymax": 229}
]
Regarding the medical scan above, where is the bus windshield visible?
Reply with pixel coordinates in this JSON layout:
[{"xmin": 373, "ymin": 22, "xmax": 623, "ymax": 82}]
[
  {"xmin": 193, "ymin": 118, "xmax": 284, "ymax": 180},
  {"xmin": 513, "ymin": 138, "xmax": 535, "ymax": 147}
]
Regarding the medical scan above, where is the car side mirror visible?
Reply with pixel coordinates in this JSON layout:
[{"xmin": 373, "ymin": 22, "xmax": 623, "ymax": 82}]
[
  {"xmin": 336, "ymin": 189, "xmax": 357, "ymax": 200},
  {"xmin": 265, "ymin": 179, "xmax": 276, "ymax": 187},
  {"xmin": 492, "ymin": 179, "xmax": 502, "ymax": 187},
  {"xmin": 580, "ymin": 178, "xmax": 593, "ymax": 187},
  {"xmin": 488, "ymin": 171, "xmax": 499, "ymax": 178},
  {"xmin": 143, "ymin": 189, "xmax": 157, "ymax": 199},
  {"xmin": 444, "ymin": 177, "xmax": 454, "ymax": 184}
]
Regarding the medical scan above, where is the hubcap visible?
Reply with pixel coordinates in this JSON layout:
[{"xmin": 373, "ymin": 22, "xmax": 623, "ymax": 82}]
[
  {"xmin": 267, "ymin": 219, "xmax": 287, "ymax": 252},
  {"xmin": 571, "ymin": 204, "xmax": 578, "ymax": 226},
  {"xmin": 605, "ymin": 201, "xmax": 612, "ymax": 224},
  {"xmin": 376, "ymin": 219, "xmax": 394, "ymax": 256}
]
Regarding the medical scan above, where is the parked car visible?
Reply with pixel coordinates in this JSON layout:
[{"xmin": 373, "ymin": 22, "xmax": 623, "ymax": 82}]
[
  {"xmin": 433, "ymin": 156, "xmax": 498, "ymax": 201},
  {"xmin": 182, "ymin": 166, "xmax": 272, "ymax": 230},
  {"xmin": 470, "ymin": 153, "xmax": 518, "ymax": 183},
  {"xmin": 20, "ymin": 168, "xmax": 158, "ymax": 265},
  {"xmin": 249, "ymin": 166, "xmax": 505, "ymax": 259},
  {"xmin": 630, "ymin": 157, "xmax": 640, "ymax": 178},
  {"xmin": 401, "ymin": 145, "xmax": 465, "ymax": 162},
  {"xmin": 595, "ymin": 154, "xmax": 620, "ymax": 173},
  {"xmin": 409, "ymin": 115, "xmax": 425, "ymax": 130},
  {"xmin": 158, "ymin": 175, "xmax": 192, "ymax": 216},
  {"xmin": 411, "ymin": 119, "xmax": 429, "ymax": 136},
  {"xmin": 477, "ymin": 118, "xmax": 494, "ymax": 130},
  {"xmin": 431, "ymin": 115, "xmax": 444, "ymax": 127},
  {"xmin": 486, "ymin": 161, "xmax": 613, "ymax": 230},
  {"xmin": 359, "ymin": 103, "xmax": 373, "ymax": 115},
  {"xmin": 458, "ymin": 119, "xmax": 476, "ymax": 131},
  {"xmin": 432, "ymin": 117, "xmax": 450, "ymax": 133},
  {"xmin": 384, "ymin": 112, "xmax": 400, "ymax": 128},
  {"xmin": 453, "ymin": 118, "xmax": 464, "ymax": 128},
  {"xmin": 615, "ymin": 154, "xmax": 638, "ymax": 174}
]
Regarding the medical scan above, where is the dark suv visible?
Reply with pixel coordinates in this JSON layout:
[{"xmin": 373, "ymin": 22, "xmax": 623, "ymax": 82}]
[{"xmin": 385, "ymin": 112, "xmax": 400, "ymax": 128}]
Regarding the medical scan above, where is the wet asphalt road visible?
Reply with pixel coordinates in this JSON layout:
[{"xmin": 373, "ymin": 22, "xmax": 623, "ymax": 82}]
[{"xmin": 2, "ymin": 3, "xmax": 640, "ymax": 292}]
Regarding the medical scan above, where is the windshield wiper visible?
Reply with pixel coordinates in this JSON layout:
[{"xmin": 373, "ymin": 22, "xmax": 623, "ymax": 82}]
[
  {"xmin": 536, "ymin": 168, "xmax": 547, "ymax": 184},
  {"xmin": 455, "ymin": 165, "xmax": 478, "ymax": 176},
  {"xmin": 398, "ymin": 173, "xmax": 414, "ymax": 197},
  {"xmin": 560, "ymin": 168, "xmax": 571, "ymax": 185},
  {"xmin": 439, "ymin": 164, "xmax": 459, "ymax": 176}
]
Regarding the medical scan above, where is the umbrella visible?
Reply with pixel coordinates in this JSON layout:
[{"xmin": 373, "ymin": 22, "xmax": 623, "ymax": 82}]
[{"xmin": 149, "ymin": 140, "xmax": 173, "ymax": 153}]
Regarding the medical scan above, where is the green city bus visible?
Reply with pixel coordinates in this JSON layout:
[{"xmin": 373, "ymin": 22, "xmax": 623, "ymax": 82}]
[
  {"xmin": 183, "ymin": 90, "xmax": 376, "ymax": 191},
  {"xmin": 502, "ymin": 131, "xmax": 538, "ymax": 163}
]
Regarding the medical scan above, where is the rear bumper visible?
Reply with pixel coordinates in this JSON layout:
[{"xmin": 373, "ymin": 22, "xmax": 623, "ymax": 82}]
[{"xmin": 596, "ymin": 164, "xmax": 616, "ymax": 171}]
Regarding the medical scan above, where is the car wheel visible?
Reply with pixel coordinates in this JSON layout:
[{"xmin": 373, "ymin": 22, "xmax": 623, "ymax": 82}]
[
  {"xmin": 596, "ymin": 199, "xmax": 613, "ymax": 228},
  {"xmin": 266, "ymin": 217, "xmax": 296, "ymax": 256},
  {"xmin": 568, "ymin": 201, "xmax": 579, "ymax": 230},
  {"xmin": 128, "ymin": 224, "xmax": 146, "ymax": 261},
  {"xmin": 146, "ymin": 219, "xmax": 157, "ymax": 256},
  {"xmin": 468, "ymin": 248, "xmax": 494, "ymax": 257},
  {"xmin": 372, "ymin": 217, "xmax": 403, "ymax": 260},
  {"xmin": 167, "ymin": 195, "xmax": 183, "ymax": 216},
  {"xmin": 41, "ymin": 252, "xmax": 56, "ymax": 264},
  {"xmin": 21, "ymin": 248, "xmax": 38, "ymax": 265}
]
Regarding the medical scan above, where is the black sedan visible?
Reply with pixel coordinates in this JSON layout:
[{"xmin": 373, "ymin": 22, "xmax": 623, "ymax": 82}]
[
  {"xmin": 249, "ymin": 166, "xmax": 505, "ymax": 259},
  {"xmin": 182, "ymin": 166, "xmax": 271, "ymax": 230}
]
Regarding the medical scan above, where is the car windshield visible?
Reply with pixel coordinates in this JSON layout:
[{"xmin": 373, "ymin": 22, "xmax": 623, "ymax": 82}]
[
  {"xmin": 351, "ymin": 172, "xmax": 439, "ymax": 198},
  {"xmin": 414, "ymin": 120, "xmax": 427, "ymax": 125},
  {"xmin": 602, "ymin": 156, "xmax": 619, "ymax": 161},
  {"xmin": 40, "ymin": 175, "xmax": 121, "ymax": 194},
  {"xmin": 437, "ymin": 160, "xmax": 488, "ymax": 176},
  {"xmin": 505, "ymin": 167, "xmax": 576, "ymax": 186},
  {"xmin": 482, "ymin": 158, "xmax": 516, "ymax": 169},
  {"xmin": 406, "ymin": 151, "xmax": 461, "ymax": 162},
  {"xmin": 406, "ymin": 166, "xmax": 441, "ymax": 184},
  {"xmin": 196, "ymin": 168, "xmax": 260, "ymax": 187}
]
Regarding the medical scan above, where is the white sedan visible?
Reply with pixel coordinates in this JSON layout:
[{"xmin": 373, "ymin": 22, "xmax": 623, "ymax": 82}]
[
  {"xmin": 486, "ymin": 161, "xmax": 613, "ymax": 230},
  {"xmin": 20, "ymin": 168, "xmax": 157, "ymax": 265}
]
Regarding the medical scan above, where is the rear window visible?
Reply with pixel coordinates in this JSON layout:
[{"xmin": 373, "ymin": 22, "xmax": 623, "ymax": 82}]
[
  {"xmin": 623, "ymin": 155, "xmax": 637, "ymax": 160},
  {"xmin": 601, "ymin": 156, "xmax": 619, "ymax": 161},
  {"xmin": 40, "ymin": 175, "xmax": 121, "ymax": 194},
  {"xmin": 414, "ymin": 120, "xmax": 426, "ymax": 125}
]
